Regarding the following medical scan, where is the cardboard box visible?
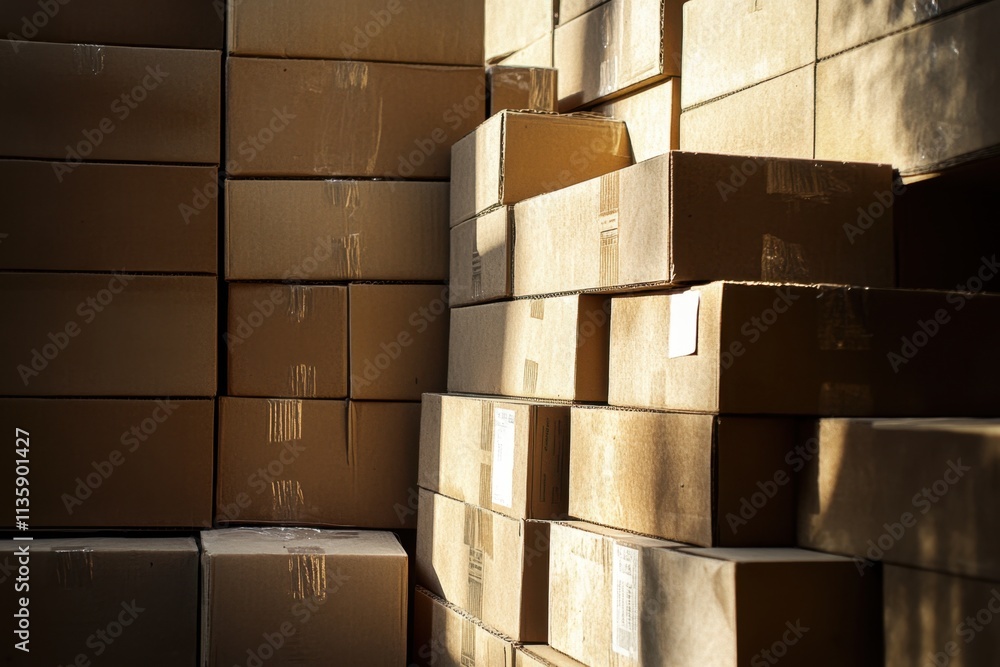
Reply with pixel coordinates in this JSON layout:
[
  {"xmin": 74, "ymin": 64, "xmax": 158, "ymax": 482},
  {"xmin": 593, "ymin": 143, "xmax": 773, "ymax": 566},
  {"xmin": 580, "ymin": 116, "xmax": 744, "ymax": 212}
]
[
  {"xmin": 592, "ymin": 78, "xmax": 679, "ymax": 162},
  {"xmin": 488, "ymin": 65, "xmax": 558, "ymax": 116},
  {"xmin": 558, "ymin": 0, "xmax": 608, "ymax": 24},
  {"xmin": 570, "ymin": 406, "xmax": 799, "ymax": 546},
  {"xmin": 450, "ymin": 110, "xmax": 632, "ymax": 225},
  {"xmin": 549, "ymin": 522, "xmax": 882, "ymax": 666},
  {"xmin": 217, "ymin": 398, "xmax": 420, "ymax": 529},
  {"xmin": 516, "ymin": 644, "xmax": 587, "ymax": 667},
  {"xmin": 412, "ymin": 587, "xmax": 515, "ymax": 667},
  {"xmin": 228, "ymin": 0, "xmax": 483, "ymax": 65},
  {"xmin": 513, "ymin": 152, "xmax": 894, "ymax": 296},
  {"xmin": 499, "ymin": 33, "xmax": 553, "ymax": 68},
  {"xmin": 200, "ymin": 528, "xmax": 407, "ymax": 666},
  {"xmin": 0, "ymin": 398, "xmax": 212, "ymax": 528},
  {"xmin": 0, "ymin": 0, "xmax": 222, "ymax": 49},
  {"xmin": 680, "ymin": 0, "xmax": 815, "ymax": 109},
  {"xmin": 485, "ymin": 0, "xmax": 554, "ymax": 62},
  {"xmin": 349, "ymin": 284, "xmax": 449, "ymax": 400},
  {"xmin": 0, "ymin": 41, "xmax": 220, "ymax": 164},
  {"xmin": 416, "ymin": 489, "xmax": 549, "ymax": 642},
  {"xmin": 450, "ymin": 206, "xmax": 512, "ymax": 307},
  {"xmin": 0, "ymin": 537, "xmax": 198, "ymax": 666},
  {"xmin": 816, "ymin": 2, "xmax": 1000, "ymax": 177},
  {"xmin": 227, "ymin": 283, "xmax": 348, "ymax": 399},
  {"xmin": 419, "ymin": 394, "xmax": 569, "ymax": 521},
  {"xmin": 798, "ymin": 418, "xmax": 1000, "ymax": 580},
  {"xmin": 0, "ymin": 160, "xmax": 217, "ymax": 273},
  {"xmin": 610, "ymin": 282, "xmax": 1000, "ymax": 416},
  {"xmin": 448, "ymin": 294, "xmax": 611, "ymax": 402},
  {"xmin": 227, "ymin": 58, "xmax": 485, "ymax": 178},
  {"xmin": 0, "ymin": 273, "xmax": 216, "ymax": 396},
  {"xmin": 226, "ymin": 180, "xmax": 449, "ymax": 281},
  {"xmin": 554, "ymin": 0, "xmax": 683, "ymax": 110},
  {"xmin": 679, "ymin": 65, "xmax": 815, "ymax": 160}
]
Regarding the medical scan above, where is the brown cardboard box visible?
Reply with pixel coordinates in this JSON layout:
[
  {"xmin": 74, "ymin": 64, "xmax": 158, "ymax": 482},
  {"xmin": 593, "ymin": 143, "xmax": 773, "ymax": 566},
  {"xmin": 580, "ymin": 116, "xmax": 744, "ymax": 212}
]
[
  {"xmin": 554, "ymin": 0, "xmax": 683, "ymax": 110},
  {"xmin": 449, "ymin": 110, "xmax": 632, "ymax": 226},
  {"xmin": 513, "ymin": 152, "xmax": 895, "ymax": 297},
  {"xmin": 200, "ymin": 528, "xmax": 407, "ymax": 666},
  {"xmin": 499, "ymin": 33, "xmax": 554, "ymax": 68},
  {"xmin": 448, "ymin": 294, "xmax": 611, "ymax": 402},
  {"xmin": 679, "ymin": 65, "xmax": 815, "ymax": 160},
  {"xmin": 228, "ymin": 0, "xmax": 483, "ymax": 65},
  {"xmin": 549, "ymin": 522, "xmax": 882, "ymax": 666},
  {"xmin": 0, "ymin": 41, "xmax": 220, "ymax": 165},
  {"xmin": 0, "ymin": 0, "xmax": 223, "ymax": 49},
  {"xmin": 570, "ymin": 406, "xmax": 799, "ymax": 546},
  {"xmin": 418, "ymin": 393, "xmax": 569, "ymax": 521},
  {"xmin": 488, "ymin": 66, "xmax": 558, "ymax": 116},
  {"xmin": 226, "ymin": 180, "xmax": 449, "ymax": 281},
  {"xmin": 450, "ymin": 207, "xmax": 512, "ymax": 307},
  {"xmin": 217, "ymin": 398, "xmax": 420, "ymax": 529},
  {"xmin": 680, "ymin": 0, "xmax": 815, "ymax": 109},
  {"xmin": 884, "ymin": 564, "xmax": 1000, "ymax": 667},
  {"xmin": 416, "ymin": 489, "xmax": 549, "ymax": 642},
  {"xmin": 227, "ymin": 58, "xmax": 485, "ymax": 178},
  {"xmin": 0, "ymin": 160, "xmax": 217, "ymax": 273},
  {"xmin": 798, "ymin": 418, "xmax": 1000, "ymax": 580},
  {"xmin": 609, "ymin": 282, "xmax": 1000, "ymax": 416},
  {"xmin": 0, "ymin": 398, "xmax": 213, "ymax": 528},
  {"xmin": 516, "ymin": 644, "xmax": 587, "ymax": 667},
  {"xmin": 558, "ymin": 0, "xmax": 609, "ymax": 24},
  {"xmin": 412, "ymin": 587, "xmax": 516, "ymax": 667},
  {"xmin": 0, "ymin": 273, "xmax": 216, "ymax": 396},
  {"xmin": 815, "ymin": 2, "xmax": 1000, "ymax": 177},
  {"xmin": 0, "ymin": 537, "xmax": 198, "ymax": 666},
  {"xmin": 485, "ymin": 0, "xmax": 554, "ymax": 62},
  {"xmin": 592, "ymin": 78, "xmax": 679, "ymax": 162}
]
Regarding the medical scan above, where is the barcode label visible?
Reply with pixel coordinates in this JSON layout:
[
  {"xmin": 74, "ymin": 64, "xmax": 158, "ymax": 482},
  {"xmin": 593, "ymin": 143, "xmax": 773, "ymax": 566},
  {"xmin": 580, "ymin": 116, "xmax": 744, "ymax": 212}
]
[
  {"xmin": 490, "ymin": 408, "xmax": 516, "ymax": 508},
  {"xmin": 612, "ymin": 544, "xmax": 639, "ymax": 658}
]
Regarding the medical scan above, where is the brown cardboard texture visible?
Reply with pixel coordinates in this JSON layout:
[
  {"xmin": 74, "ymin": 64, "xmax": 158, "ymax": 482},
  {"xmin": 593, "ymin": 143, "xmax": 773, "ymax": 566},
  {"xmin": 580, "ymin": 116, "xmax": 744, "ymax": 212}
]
[
  {"xmin": 558, "ymin": 0, "xmax": 609, "ymax": 24},
  {"xmin": 412, "ymin": 587, "xmax": 515, "ymax": 667},
  {"xmin": 485, "ymin": 0, "xmax": 554, "ymax": 62},
  {"xmin": 0, "ymin": 41, "xmax": 220, "ymax": 164},
  {"xmin": 419, "ymin": 393, "xmax": 569, "ymax": 521},
  {"xmin": 228, "ymin": 0, "xmax": 483, "ymax": 65},
  {"xmin": 449, "ymin": 110, "xmax": 632, "ymax": 225},
  {"xmin": 488, "ymin": 66, "xmax": 558, "ymax": 116},
  {"xmin": 499, "ymin": 33, "xmax": 554, "ymax": 68},
  {"xmin": 415, "ymin": 489, "xmax": 549, "ymax": 642},
  {"xmin": 592, "ymin": 78, "xmax": 679, "ymax": 162},
  {"xmin": 226, "ymin": 180, "xmax": 448, "ymax": 281},
  {"xmin": 0, "ymin": 273, "xmax": 216, "ymax": 397},
  {"xmin": 570, "ymin": 406, "xmax": 798, "ymax": 546},
  {"xmin": 450, "ymin": 206, "xmax": 513, "ymax": 307},
  {"xmin": 200, "ymin": 528, "xmax": 407, "ymax": 666},
  {"xmin": 227, "ymin": 58, "xmax": 485, "ymax": 178},
  {"xmin": 448, "ymin": 294, "xmax": 611, "ymax": 402},
  {"xmin": 516, "ymin": 644, "xmax": 587, "ymax": 667},
  {"xmin": 513, "ymin": 152, "xmax": 894, "ymax": 297},
  {"xmin": 608, "ymin": 282, "xmax": 1000, "ymax": 416}
]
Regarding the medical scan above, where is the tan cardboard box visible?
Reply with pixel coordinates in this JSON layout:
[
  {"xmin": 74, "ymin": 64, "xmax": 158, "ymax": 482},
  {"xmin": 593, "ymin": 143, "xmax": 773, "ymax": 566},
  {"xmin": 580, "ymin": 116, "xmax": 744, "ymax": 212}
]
[
  {"xmin": 448, "ymin": 294, "xmax": 611, "ymax": 402},
  {"xmin": 412, "ymin": 587, "xmax": 515, "ymax": 667},
  {"xmin": 200, "ymin": 529, "xmax": 407, "ymax": 666},
  {"xmin": 558, "ymin": 0, "xmax": 608, "ymax": 24},
  {"xmin": 0, "ymin": 273, "xmax": 216, "ymax": 397},
  {"xmin": 450, "ymin": 207, "xmax": 512, "ymax": 307},
  {"xmin": 499, "ymin": 32, "xmax": 553, "ymax": 68},
  {"xmin": 485, "ymin": 0, "xmax": 554, "ymax": 62},
  {"xmin": 0, "ymin": 399, "xmax": 212, "ymax": 528},
  {"xmin": 419, "ymin": 393, "xmax": 569, "ymax": 521},
  {"xmin": 592, "ymin": 78, "xmax": 679, "ymax": 162},
  {"xmin": 228, "ymin": 0, "xmax": 483, "ymax": 65},
  {"xmin": 449, "ymin": 110, "xmax": 632, "ymax": 225},
  {"xmin": 516, "ymin": 644, "xmax": 587, "ymax": 667},
  {"xmin": 349, "ymin": 284, "xmax": 449, "ymax": 401},
  {"xmin": 549, "ymin": 522, "xmax": 882, "ymax": 666},
  {"xmin": 226, "ymin": 180, "xmax": 448, "ymax": 281},
  {"xmin": 570, "ymin": 406, "xmax": 799, "ymax": 546},
  {"xmin": 513, "ymin": 152, "xmax": 894, "ymax": 296},
  {"xmin": 0, "ymin": 537, "xmax": 199, "ymax": 666},
  {"xmin": 488, "ymin": 66, "xmax": 558, "ymax": 116},
  {"xmin": 0, "ymin": 41, "xmax": 220, "ymax": 165},
  {"xmin": 609, "ymin": 282, "xmax": 1000, "ymax": 416},
  {"xmin": 227, "ymin": 283, "xmax": 348, "ymax": 399},
  {"xmin": 416, "ymin": 489, "xmax": 549, "ymax": 642},
  {"xmin": 227, "ymin": 58, "xmax": 485, "ymax": 178}
]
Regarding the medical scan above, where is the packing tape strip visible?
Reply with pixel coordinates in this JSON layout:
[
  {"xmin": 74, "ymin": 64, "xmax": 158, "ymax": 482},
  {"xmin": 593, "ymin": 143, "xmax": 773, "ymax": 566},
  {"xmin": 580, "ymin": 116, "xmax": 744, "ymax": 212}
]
[
  {"xmin": 268, "ymin": 399, "xmax": 303, "ymax": 443},
  {"xmin": 819, "ymin": 382, "xmax": 874, "ymax": 416},
  {"xmin": 528, "ymin": 69, "xmax": 556, "ymax": 111},
  {"xmin": 480, "ymin": 400, "xmax": 496, "ymax": 451},
  {"xmin": 760, "ymin": 233, "xmax": 809, "ymax": 282},
  {"xmin": 287, "ymin": 547, "xmax": 327, "ymax": 602},
  {"xmin": 530, "ymin": 300, "xmax": 545, "ymax": 320},
  {"xmin": 271, "ymin": 480, "xmax": 306, "ymax": 522},
  {"xmin": 479, "ymin": 462, "xmax": 493, "ymax": 508},
  {"xmin": 461, "ymin": 617, "xmax": 477, "ymax": 664},
  {"xmin": 287, "ymin": 285, "xmax": 311, "ymax": 323},
  {"xmin": 55, "ymin": 549, "xmax": 94, "ymax": 588},
  {"xmin": 73, "ymin": 44, "xmax": 105, "ymax": 76},
  {"xmin": 478, "ymin": 401, "xmax": 495, "ymax": 507},
  {"xmin": 471, "ymin": 243, "xmax": 484, "ymax": 302},
  {"xmin": 523, "ymin": 359, "xmax": 539, "ymax": 395},
  {"xmin": 599, "ymin": 171, "xmax": 621, "ymax": 288},
  {"xmin": 289, "ymin": 364, "xmax": 318, "ymax": 398},
  {"xmin": 337, "ymin": 232, "xmax": 363, "ymax": 280},
  {"xmin": 766, "ymin": 160, "xmax": 827, "ymax": 200},
  {"xmin": 818, "ymin": 288, "xmax": 872, "ymax": 351}
]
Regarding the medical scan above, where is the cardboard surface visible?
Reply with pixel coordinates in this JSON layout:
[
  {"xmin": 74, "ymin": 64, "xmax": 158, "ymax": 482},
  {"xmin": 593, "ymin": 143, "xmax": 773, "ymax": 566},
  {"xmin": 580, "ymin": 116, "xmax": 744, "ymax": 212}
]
[
  {"xmin": 592, "ymin": 78, "xmax": 679, "ymax": 162},
  {"xmin": 227, "ymin": 58, "xmax": 485, "ymax": 178},
  {"xmin": 488, "ymin": 66, "xmax": 558, "ymax": 116},
  {"xmin": 0, "ymin": 273, "xmax": 216, "ymax": 396},
  {"xmin": 450, "ymin": 206, "xmax": 512, "ymax": 307},
  {"xmin": 227, "ymin": 283, "xmax": 348, "ymax": 399},
  {"xmin": 516, "ymin": 644, "xmax": 587, "ymax": 667},
  {"xmin": 485, "ymin": 0, "xmax": 554, "ymax": 62},
  {"xmin": 448, "ymin": 294, "xmax": 611, "ymax": 402},
  {"xmin": 499, "ymin": 32, "xmax": 554, "ymax": 68},
  {"xmin": 412, "ymin": 587, "xmax": 516, "ymax": 667},
  {"xmin": 226, "ymin": 180, "xmax": 449, "ymax": 281},
  {"xmin": 415, "ymin": 489, "xmax": 550, "ymax": 642},
  {"xmin": 0, "ymin": 41, "xmax": 220, "ymax": 164},
  {"xmin": 558, "ymin": 0, "xmax": 609, "ymax": 24}
]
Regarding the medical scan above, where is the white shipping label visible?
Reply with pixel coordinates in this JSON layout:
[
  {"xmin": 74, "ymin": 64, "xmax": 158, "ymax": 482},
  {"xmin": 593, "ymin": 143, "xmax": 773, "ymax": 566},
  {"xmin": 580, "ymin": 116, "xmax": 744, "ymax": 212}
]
[
  {"xmin": 490, "ymin": 408, "xmax": 516, "ymax": 508},
  {"xmin": 612, "ymin": 544, "xmax": 639, "ymax": 658},
  {"xmin": 667, "ymin": 291, "xmax": 701, "ymax": 358}
]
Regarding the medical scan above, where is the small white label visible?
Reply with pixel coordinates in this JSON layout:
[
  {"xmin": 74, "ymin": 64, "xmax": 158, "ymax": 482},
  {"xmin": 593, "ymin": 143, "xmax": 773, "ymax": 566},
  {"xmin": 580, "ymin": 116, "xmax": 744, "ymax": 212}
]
[
  {"xmin": 612, "ymin": 544, "xmax": 639, "ymax": 658},
  {"xmin": 668, "ymin": 291, "xmax": 701, "ymax": 358},
  {"xmin": 490, "ymin": 408, "xmax": 516, "ymax": 508}
]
